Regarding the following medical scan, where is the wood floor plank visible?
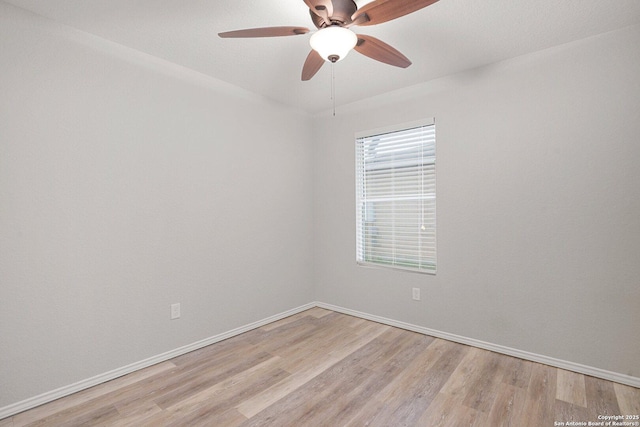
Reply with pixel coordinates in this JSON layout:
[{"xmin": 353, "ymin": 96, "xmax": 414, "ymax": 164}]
[
  {"xmin": 170, "ymin": 334, "xmax": 258, "ymax": 368},
  {"xmin": 6, "ymin": 308, "xmax": 637, "ymax": 427},
  {"xmin": 364, "ymin": 329, "xmax": 433, "ymax": 373},
  {"xmin": 269, "ymin": 316, "xmax": 361, "ymax": 365},
  {"xmin": 164, "ymin": 356, "xmax": 287, "ymax": 415},
  {"xmin": 21, "ymin": 403, "xmax": 120, "ymax": 427},
  {"xmin": 501, "ymin": 355, "xmax": 533, "ymax": 389},
  {"xmin": 461, "ymin": 351, "xmax": 507, "ymax": 414},
  {"xmin": 486, "ymin": 383, "xmax": 527, "ymax": 427},
  {"xmin": 16, "ymin": 362, "xmax": 178, "ymax": 427},
  {"xmin": 235, "ymin": 319, "xmax": 389, "ymax": 419},
  {"xmin": 165, "ymin": 368, "xmax": 288, "ymax": 425},
  {"xmin": 415, "ymin": 392, "xmax": 464, "ymax": 426},
  {"xmin": 234, "ymin": 360, "xmax": 335, "ymax": 419},
  {"xmin": 585, "ymin": 375, "xmax": 622, "ymax": 419},
  {"xmin": 273, "ymin": 365, "xmax": 377, "ymax": 426},
  {"xmin": 139, "ymin": 357, "xmax": 289, "ymax": 426},
  {"xmin": 143, "ymin": 405, "xmax": 246, "ymax": 427},
  {"xmin": 305, "ymin": 306, "xmax": 333, "ymax": 318},
  {"xmin": 345, "ymin": 338, "xmax": 466, "ymax": 426},
  {"xmin": 101, "ymin": 345, "xmax": 268, "ymax": 416},
  {"xmin": 520, "ymin": 363, "xmax": 557, "ymax": 427},
  {"xmin": 245, "ymin": 316, "xmax": 321, "ymax": 351},
  {"xmin": 369, "ymin": 340, "xmax": 469, "ymax": 426},
  {"xmin": 278, "ymin": 322, "xmax": 398, "ymax": 382},
  {"xmin": 556, "ymin": 368, "xmax": 587, "ymax": 407},
  {"xmin": 114, "ymin": 398, "xmax": 162, "ymax": 418},
  {"xmin": 554, "ymin": 399, "xmax": 592, "ymax": 425},
  {"xmin": 152, "ymin": 351, "xmax": 275, "ymax": 409},
  {"xmin": 419, "ymin": 395, "xmax": 492, "ymax": 427},
  {"xmin": 314, "ymin": 368, "xmax": 392, "ymax": 425},
  {"xmin": 12, "ymin": 361, "xmax": 176, "ymax": 427},
  {"xmin": 259, "ymin": 311, "xmax": 317, "ymax": 331},
  {"xmin": 112, "ymin": 400, "xmax": 163, "ymax": 426},
  {"xmin": 614, "ymin": 382, "xmax": 640, "ymax": 415},
  {"xmin": 239, "ymin": 358, "xmax": 375, "ymax": 426},
  {"xmin": 439, "ymin": 346, "xmax": 487, "ymax": 400},
  {"xmin": 444, "ymin": 403, "xmax": 488, "ymax": 427}
]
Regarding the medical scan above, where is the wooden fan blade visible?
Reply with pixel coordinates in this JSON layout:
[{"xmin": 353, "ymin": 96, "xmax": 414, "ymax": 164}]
[
  {"xmin": 303, "ymin": 0, "xmax": 334, "ymax": 26},
  {"xmin": 352, "ymin": 0, "xmax": 438, "ymax": 26},
  {"xmin": 302, "ymin": 50, "xmax": 325, "ymax": 81},
  {"xmin": 354, "ymin": 35, "xmax": 411, "ymax": 68},
  {"xmin": 218, "ymin": 26, "xmax": 310, "ymax": 38},
  {"xmin": 346, "ymin": 14, "xmax": 370, "ymax": 27}
]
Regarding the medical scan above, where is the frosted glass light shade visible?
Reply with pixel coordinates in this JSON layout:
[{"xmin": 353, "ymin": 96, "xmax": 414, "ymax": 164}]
[{"xmin": 310, "ymin": 27, "xmax": 358, "ymax": 63}]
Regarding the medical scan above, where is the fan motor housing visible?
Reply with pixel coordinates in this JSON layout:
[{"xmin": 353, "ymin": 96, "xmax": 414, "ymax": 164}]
[{"xmin": 310, "ymin": 0, "xmax": 358, "ymax": 28}]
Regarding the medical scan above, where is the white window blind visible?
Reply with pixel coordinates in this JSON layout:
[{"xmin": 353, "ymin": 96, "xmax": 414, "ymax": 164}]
[{"xmin": 355, "ymin": 119, "xmax": 436, "ymax": 273}]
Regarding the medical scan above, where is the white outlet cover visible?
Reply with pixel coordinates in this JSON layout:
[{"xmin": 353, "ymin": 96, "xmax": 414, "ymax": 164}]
[
  {"xmin": 171, "ymin": 303, "xmax": 180, "ymax": 319},
  {"xmin": 412, "ymin": 288, "xmax": 420, "ymax": 301}
]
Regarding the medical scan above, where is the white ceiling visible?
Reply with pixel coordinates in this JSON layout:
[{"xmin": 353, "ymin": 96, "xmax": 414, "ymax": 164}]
[{"xmin": 6, "ymin": 0, "xmax": 640, "ymax": 114}]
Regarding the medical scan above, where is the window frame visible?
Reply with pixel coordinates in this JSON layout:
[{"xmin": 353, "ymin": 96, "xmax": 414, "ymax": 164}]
[{"xmin": 355, "ymin": 118, "xmax": 437, "ymax": 274}]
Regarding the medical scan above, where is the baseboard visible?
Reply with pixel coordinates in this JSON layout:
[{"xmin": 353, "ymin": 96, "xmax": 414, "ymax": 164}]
[
  {"xmin": 0, "ymin": 302, "xmax": 315, "ymax": 420},
  {"xmin": 315, "ymin": 301, "xmax": 640, "ymax": 389}
]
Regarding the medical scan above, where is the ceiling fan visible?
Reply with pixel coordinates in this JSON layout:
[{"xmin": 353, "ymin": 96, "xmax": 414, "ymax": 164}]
[{"xmin": 219, "ymin": 0, "xmax": 439, "ymax": 81}]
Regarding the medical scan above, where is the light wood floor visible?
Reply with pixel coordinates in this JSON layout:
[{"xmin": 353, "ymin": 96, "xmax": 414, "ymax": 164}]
[{"xmin": 3, "ymin": 308, "xmax": 639, "ymax": 426}]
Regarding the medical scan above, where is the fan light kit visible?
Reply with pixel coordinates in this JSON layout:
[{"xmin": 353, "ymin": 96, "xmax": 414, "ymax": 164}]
[
  {"xmin": 219, "ymin": 0, "xmax": 439, "ymax": 81},
  {"xmin": 309, "ymin": 26, "xmax": 358, "ymax": 63}
]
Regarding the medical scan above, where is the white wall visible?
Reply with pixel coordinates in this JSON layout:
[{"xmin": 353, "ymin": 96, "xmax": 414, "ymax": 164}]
[
  {"xmin": 0, "ymin": 3, "xmax": 313, "ymax": 408},
  {"xmin": 313, "ymin": 24, "xmax": 640, "ymax": 378}
]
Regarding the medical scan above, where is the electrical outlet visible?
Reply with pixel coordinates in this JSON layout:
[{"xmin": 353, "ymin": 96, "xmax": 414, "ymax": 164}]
[
  {"xmin": 171, "ymin": 303, "xmax": 180, "ymax": 320},
  {"xmin": 412, "ymin": 288, "xmax": 420, "ymax": 301}
]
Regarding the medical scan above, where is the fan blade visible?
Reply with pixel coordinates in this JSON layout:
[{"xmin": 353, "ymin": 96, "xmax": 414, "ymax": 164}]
[
  {"xmin": 302, "ymin": 50, "xmax": 325, "ymax": 81},
  {"xmin": 303, "ymin": 0, "xmax": 333, "ymax": 26},
  {"xmin": 352, "ymin": 0, "xmax": 438, "ymax": 26},
  {"xmin": 354, "ymin": 35, "xmax": 411, "ymax": 68},
  {"xmin": 218, "ymin": 26, "xmax": 310, "ymax": 38},
  {"xmin": 346, "ymin": 14, "xmax": 370, "ymax": 27}
]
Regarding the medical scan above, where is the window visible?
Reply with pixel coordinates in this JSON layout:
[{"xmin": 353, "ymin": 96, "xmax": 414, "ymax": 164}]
[{"xmin": 355, "ymin": 119, "xmax": 436, "ymax": 273}]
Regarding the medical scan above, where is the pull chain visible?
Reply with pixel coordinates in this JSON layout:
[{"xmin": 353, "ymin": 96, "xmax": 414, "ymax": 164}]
[{"xmin": 331, "ymin": 62, "xmax": 336, "ymax": 117}]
